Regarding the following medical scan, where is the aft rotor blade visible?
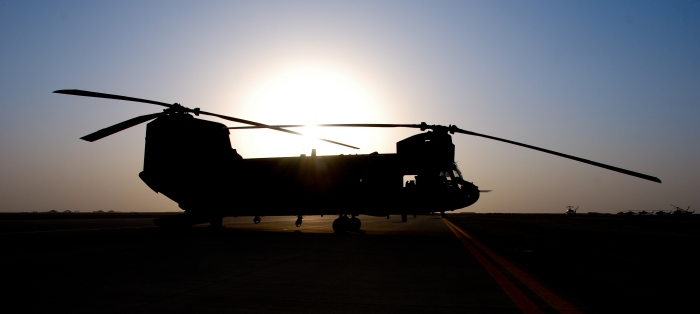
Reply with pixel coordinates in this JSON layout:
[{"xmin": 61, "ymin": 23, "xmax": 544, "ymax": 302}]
[
  {"xmin": 452, "ymin": 127, "xmax": 662, "ymax": 183},
  {"xmin": 228, "ymin": 123, "xmax": 419, "ymax": 129},
  {"xmin": 80, "ymin": 113, "xmax": 162, "ymax": 142},
  {"xmin": 54, "ymin": 89, "xmax": 174, "ymax": 108},
  {"xmin": 200, "ymin": 111, "xmax": 359, "ymax": 149}
]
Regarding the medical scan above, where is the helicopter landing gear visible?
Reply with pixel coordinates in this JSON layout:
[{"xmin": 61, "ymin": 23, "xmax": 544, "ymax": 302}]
[
  {"xmin": 440, "ymin": 211, "xmax": 446, "ymax": 218},
  {"xmin": 295, "ymin": 215, "xmax": 303, "ymax": 227},
  {"xmin": 348, "ymin": 216, "xmax": 361, "ymax": 231},
  {"xmin": 253, "ymin": 216, "xmax": 261, "ymax": 224},
  {"xmin": 332, "ymin": 215, "xmax": 361, "ymax": 233},
  {"xmin": 332, "ymin": 216, "xmax": 347, "ymax": 233}
]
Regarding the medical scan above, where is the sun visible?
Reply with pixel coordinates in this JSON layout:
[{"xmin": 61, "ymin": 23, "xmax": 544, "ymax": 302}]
[{"xmin": 235, "ymin": 64, "xmax": 386, "ymax": 157}]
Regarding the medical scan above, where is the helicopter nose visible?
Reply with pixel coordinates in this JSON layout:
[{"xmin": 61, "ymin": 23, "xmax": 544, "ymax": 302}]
[{"xmin": 458, "ymin": 181, "xmax": 480, "ymax": 208}]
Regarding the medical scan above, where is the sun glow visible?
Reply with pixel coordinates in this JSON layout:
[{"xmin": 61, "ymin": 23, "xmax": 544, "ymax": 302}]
[{"xmin": 236, "ymin": 64, "xmax": 386, "ymax": 157}]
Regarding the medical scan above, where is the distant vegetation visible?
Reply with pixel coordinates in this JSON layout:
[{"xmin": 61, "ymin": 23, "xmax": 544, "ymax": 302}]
[
  {"xmin": 19, "ymin": 210, "xmax": 137, "ymax": 214},
  {"xmin": 0, "ymin": 211, "xmax": 179, "ymax": 220}
]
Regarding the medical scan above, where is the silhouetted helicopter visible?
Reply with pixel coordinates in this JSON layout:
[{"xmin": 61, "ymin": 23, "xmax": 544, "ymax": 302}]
[
  {"xmin": 565, "ymin": 206, "xmax": 578, "ymax": 215},
  {"xmin": 670, "ymin": 204, "xmax": 694, "ymax": 215},
  {"xmin": 54, "ymin": 89, "xmax": 662, "ymax": 232}
]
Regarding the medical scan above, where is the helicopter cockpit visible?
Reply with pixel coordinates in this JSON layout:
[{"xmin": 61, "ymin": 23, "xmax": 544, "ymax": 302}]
[
  {"xmin": 438, "ymin": 162, "xmax": 465, "ymax": 190},
  {"xmin": 438, "ymin": 163, "xmax": 464, "ymax": 189},
  {"xmin": 404, "ymin": 161, "xmax": 479, "ymax": 212},
  {"xmin": 410, "ymin": 162, "xmax": 468, "ymax": 191}
]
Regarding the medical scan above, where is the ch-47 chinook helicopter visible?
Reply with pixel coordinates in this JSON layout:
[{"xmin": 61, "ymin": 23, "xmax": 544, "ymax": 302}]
[{"xmin": 54, "ymin": 89, "xmax": 662, "ymax": 232}]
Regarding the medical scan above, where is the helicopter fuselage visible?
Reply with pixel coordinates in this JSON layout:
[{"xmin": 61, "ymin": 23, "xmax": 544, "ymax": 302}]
[{"xmin": 137, "ymin": 114, "xmax": 480, "ymax": 226}]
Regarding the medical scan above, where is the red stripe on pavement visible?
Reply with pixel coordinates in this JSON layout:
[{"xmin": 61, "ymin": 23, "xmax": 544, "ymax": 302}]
[
  {"xmin": 443, "ymin": 219, "xmax": 544, "ymax": 314},
  {"xmin": 444, "ymin": 219, "xmax": 583, "ymax": 314}
]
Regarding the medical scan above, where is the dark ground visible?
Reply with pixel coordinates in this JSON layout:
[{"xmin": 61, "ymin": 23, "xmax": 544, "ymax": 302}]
[
  {"xmin": 447, "ymin": 213, "xmax": 700, "ymax": 313},
  {"xmin": 2, "ymin": 213, "xmax": 698, "ymax": 313},
  {"xmin": 0, "ymin": 215, "xmax": 519, "ymax": 314}
]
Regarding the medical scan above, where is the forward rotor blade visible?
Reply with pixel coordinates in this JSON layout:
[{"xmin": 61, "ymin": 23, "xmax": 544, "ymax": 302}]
[
  {"xmin": 54, "ymin": 89, "xmax": 173, "ymax": 108},
  {"xmin": 228, "ymin": 123, "xmax": 419, "ymax": 129},
  {"xmin": 452, "ymin": 127, "xmax": 662, "ymax": 183},
  {"xmin": 200, "ymin": 111, "xmax": 359, "ymax": 149},
  {"xmin": 54, "ymin": 90, "xmax": 357, "ymax": 148},
  {"xmin": 80, "ymin": 113, "xmax": 162, "ymax": 142}
]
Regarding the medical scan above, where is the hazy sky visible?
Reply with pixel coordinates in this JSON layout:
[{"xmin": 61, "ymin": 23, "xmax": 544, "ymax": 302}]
[{"xmin": 1, "ymin": 1, "xmax": 698, "ymax": 214}]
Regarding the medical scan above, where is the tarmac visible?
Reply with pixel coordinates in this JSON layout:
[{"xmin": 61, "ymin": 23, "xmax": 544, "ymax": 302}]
[
  {"xmin": 0, "ymin": 215, "xmax": 539, "ymax": 314},
  {"xmin": 5, "ymin": 213, "xmax": 698, "ymax": 313}
]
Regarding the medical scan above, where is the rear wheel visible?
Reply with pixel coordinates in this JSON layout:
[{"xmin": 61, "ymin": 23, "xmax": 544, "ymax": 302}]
[
  {"xmin": 332, "ymin": 217, "xmax": 347, "ymax": 233},
  {"xmin": 347, "ymin": 217, "xmax": 361, "ymax": 231}
]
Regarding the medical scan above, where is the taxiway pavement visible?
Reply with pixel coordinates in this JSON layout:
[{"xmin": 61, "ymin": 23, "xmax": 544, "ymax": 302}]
[{"xmin": 1, "ymin": 215, "xmax": 544, "ymax": 313}]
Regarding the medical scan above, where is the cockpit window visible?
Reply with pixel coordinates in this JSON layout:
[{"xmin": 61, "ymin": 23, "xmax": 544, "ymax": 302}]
[
  {"xmin": 452, "ymin": 163, "xmax": 463, "ymax": 179},
  {"xmin": 439, "ymin": 171, "xmax": 453, "ymax": 181}
]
